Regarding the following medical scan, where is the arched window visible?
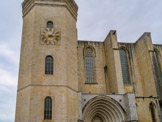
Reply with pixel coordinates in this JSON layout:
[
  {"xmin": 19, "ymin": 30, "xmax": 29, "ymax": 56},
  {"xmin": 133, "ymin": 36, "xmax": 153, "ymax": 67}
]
[
  {"xmin": 120, "ymin": 49, "xmax": 131, "ymax": 84},
  {"xmin": 47, "ymin": 21, "xmax": 53, "ymax": 28},
  {"xmin": 153, "ymin": 50, "xmax": 162, "ymax": 85},
  {"xmin": 45, "ymin": 56, "xmax": 53, "ymax": 74},
  {"xmin": 149, "ymin": 102, "xmax": 157, "ymax": 122},
  {"xmin": 44, "ymin": 97, "xmax": 52, "ymax": 120},
  {"xmin": 85, "ymin": 47, "xmax": 95, "ymax": 83}
]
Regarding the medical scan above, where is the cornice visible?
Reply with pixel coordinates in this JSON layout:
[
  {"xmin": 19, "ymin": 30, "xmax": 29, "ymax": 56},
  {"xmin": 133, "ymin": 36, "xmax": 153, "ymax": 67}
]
[{"xmin": 22, "ymin": 0, "xmax": 78, "ymax": 20}]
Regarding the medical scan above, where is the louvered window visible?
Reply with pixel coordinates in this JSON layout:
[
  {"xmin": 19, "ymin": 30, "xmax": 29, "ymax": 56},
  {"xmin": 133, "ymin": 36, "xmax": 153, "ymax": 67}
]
[
  {"xmin": 120, "ymin": 49, "xmax": 130, "ymax": 84},
  {"xmin": 85, "ymin": 47, "xmax": 95, "ymax": 83},
  {"xmin": 44, "ymin": 97, "xmax": 52, "ymax": 120}
]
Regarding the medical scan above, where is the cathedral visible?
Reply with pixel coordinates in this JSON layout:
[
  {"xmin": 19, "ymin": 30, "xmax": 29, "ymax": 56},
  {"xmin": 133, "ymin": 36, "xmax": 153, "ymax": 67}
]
[{"xmin": 15, "ymin": 0, "xmax": 162, "ymax": 122}]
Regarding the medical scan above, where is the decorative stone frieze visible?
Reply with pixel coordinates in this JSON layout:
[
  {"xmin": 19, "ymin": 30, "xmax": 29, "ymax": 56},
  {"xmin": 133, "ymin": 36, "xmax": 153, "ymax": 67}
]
[{"xmin": 40, "ymin": 28, "xmax": 61, "ymax": 45}]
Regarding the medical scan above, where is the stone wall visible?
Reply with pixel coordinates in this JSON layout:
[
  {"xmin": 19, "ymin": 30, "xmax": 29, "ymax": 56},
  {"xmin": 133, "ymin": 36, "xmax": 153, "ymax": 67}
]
[
  {"xmin": 80, "ymin": 93, "xmax": 138, "ymax": 122},
  {"xmin": 16, "ymin": 0, "xmax": 162, "ymax": 121},
  {"xmin": 78, "ymin": 31, "xmax": 162, "ymax": 122},
  {"xmin": 104, "ymin": 31, "xmax": 125, "ymax": 94},
  {"xmin": 134, "ymin": 33, "xmax": 157, "ymax": 97},
  {"xmin": 15, "ymin": 0, "xmax": 79, "ymax": 121},
  {"xmin": 153, "ymin": 44, "xmax": 162, "ymax": 99},
  {"xmin": 136, "ymin": 97, "xmax": 161, "ymax": 122},
  {"xmin": 77, "ymin": 41, "xmax": 106, "ymax": 94}
]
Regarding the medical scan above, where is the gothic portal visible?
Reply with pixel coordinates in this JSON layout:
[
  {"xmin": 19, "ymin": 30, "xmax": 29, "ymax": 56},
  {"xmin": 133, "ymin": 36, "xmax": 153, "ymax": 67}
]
[{"xmin": 15, "ymin": 0, "xmax": 162, "ymax": 122}]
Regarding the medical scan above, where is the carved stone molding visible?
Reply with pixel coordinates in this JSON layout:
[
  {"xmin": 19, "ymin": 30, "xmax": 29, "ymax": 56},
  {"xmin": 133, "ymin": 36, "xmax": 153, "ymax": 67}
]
[{"xmin": 40, "ymin": 28, "xmax": 61, "ymax": 45}]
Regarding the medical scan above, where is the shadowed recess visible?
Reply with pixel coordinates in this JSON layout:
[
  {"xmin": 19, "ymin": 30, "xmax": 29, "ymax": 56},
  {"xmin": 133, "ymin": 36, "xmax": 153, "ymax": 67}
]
[{"xmin": 83, "ymin": 96, "xmax": 126, "ymax": 122}]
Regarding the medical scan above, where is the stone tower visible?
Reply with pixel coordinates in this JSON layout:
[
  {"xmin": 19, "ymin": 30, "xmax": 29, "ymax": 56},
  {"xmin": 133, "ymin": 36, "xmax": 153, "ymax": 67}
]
[{"xmin": 15, "ymin": 0, "xmax": 79, "ymax": 121}]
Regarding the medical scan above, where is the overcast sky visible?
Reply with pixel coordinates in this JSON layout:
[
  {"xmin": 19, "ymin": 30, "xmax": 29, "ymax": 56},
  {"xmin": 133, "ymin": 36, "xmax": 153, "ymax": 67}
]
[{"xmin": 0, "ymin": 0, "xmax": 162, "ymax": 121}]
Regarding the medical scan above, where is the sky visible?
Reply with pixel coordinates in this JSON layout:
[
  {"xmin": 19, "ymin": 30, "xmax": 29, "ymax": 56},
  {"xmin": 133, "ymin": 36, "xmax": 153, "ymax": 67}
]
[{"xmin": 0, "ymin": 0, "xmax": 162, "ymax": 122}]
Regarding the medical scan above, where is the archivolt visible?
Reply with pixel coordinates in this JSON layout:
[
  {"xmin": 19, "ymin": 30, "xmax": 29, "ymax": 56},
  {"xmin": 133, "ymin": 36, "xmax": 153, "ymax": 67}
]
[{"xmin": 83, "ymin": 96, "xmax": 126, "ymax": 122}]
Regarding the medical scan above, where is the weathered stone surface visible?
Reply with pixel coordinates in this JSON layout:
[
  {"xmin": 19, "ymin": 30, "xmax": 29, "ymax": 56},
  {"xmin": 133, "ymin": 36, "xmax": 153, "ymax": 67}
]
[
  {"xmin": 15, "ymin": 0, "xmax": 162, "ymax": 122},
  {"xmin": 15, "ymin": 0, "xmax": 78, "ymax": 121}
]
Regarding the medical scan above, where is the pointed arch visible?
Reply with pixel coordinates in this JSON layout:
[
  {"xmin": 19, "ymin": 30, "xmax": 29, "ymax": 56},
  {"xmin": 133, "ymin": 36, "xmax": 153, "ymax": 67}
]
[
  {"xmin": 119, "ymin": 47, "xmax": 131, "ymax": 84},
  {"xmin": 154, "ymin": 48, "xmax": 161, "ymax": 57},
  {"xmin": 83, "ymin": 45, "xmax": 96, "ymax": 57},
  {"xmin": 83, "ymin": 96, "xmax": 126, "ymax": 122},
  {"xmin": 92, "ymin": 116, "xmax": 104, "ymax": 122},
  {"xmin": 149, "ymin": 102, "xmax": 158, "ymax": 122},
  {"xmin": 84, "ymin": 46, "xmax": 96, "ymax": 83}
]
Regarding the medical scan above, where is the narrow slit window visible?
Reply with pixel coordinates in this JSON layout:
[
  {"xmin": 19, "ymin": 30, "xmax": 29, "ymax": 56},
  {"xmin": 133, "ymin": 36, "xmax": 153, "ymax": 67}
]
[
  {"xmin": 44, "ymin": 97, "xmax": 52, "ymax": 120},
  {"xmin": 47, "ymin": 21, "xmax": 53, "ymax": 28},
  {"xmin": 45, "ymin": 56, "xmax": 53, "ymax": 74},
  {"xmin": 120, "ymin": 49, "xmax": 130, "ymax": 84},
  {"xmin": 85, "ymin": 47, "xmax": 95, "ymax": 83}
]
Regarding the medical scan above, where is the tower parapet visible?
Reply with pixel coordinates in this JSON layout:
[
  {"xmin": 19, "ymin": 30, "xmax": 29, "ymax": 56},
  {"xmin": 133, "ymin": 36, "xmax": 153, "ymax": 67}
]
[{"xmin": 22, "ymin": 0, "xmax": 78, "ymax": 19}]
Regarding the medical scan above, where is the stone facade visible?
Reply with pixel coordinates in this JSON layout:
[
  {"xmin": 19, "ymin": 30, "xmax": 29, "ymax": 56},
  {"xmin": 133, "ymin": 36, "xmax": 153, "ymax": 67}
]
[{"xmin": 15, "ymin": 0, "xmax": 162, "ymax": 122}]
